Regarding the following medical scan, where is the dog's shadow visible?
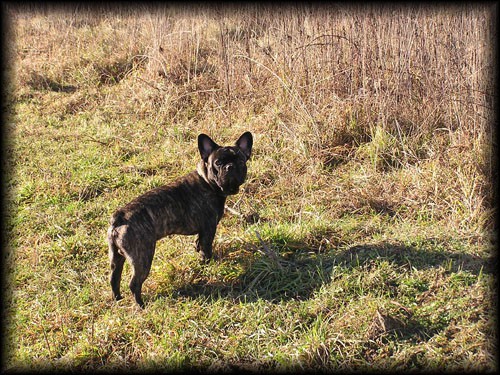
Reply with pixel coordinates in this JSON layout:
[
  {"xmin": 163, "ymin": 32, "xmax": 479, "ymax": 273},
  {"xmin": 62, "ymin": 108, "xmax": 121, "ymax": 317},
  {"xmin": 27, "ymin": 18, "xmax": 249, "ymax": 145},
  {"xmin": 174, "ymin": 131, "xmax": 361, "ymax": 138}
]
[{"xmin": 167, "ymin": 231, "xmax": 494, "ymax": 304}]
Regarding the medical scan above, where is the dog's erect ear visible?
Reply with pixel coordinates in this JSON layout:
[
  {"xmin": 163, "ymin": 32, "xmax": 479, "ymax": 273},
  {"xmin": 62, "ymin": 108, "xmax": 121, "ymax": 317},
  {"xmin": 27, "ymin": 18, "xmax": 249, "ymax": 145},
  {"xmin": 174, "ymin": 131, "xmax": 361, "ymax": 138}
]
[
  {"xmin": 198, "ymin": 134, "xmax": 220, "ymax": 162},
  {"xmin": 235, "ymin": 131, "xmax": 253, "ymax": 160}
]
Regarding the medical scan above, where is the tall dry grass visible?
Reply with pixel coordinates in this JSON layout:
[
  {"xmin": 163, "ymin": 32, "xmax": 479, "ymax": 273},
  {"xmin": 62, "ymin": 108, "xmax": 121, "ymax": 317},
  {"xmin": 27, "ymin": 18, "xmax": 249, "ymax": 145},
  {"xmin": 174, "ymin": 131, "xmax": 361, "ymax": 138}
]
[{"xmin": 8, "ymin": 3, "xmax": 496, "ymax": 232}]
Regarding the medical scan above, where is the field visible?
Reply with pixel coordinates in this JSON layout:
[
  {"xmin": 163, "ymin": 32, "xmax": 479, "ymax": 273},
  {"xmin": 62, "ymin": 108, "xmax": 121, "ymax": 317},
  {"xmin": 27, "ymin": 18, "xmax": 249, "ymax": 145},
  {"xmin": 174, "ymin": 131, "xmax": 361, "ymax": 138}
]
[{"xmin": 3, "ymin": 3, "xmax": 497, "ymax": 372}]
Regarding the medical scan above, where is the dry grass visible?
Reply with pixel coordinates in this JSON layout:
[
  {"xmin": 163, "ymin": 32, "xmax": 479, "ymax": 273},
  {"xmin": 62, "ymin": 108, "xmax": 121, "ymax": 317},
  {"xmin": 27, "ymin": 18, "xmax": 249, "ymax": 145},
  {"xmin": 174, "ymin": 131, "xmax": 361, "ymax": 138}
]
[
  {"xmin": 4, "ymin": 3, "xmax": 496, "ymax": 372},
  {"xmin": 9, "ymin": 3, "xmax": 495, "ymax": 230}
]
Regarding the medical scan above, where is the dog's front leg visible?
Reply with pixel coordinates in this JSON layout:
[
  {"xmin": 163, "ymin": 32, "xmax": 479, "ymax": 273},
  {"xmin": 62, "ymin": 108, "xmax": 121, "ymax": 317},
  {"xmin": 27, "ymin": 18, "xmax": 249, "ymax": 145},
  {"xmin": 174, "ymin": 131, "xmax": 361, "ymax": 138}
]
[{"xmin": 196, "ymin": 226, "xmax": 216, "ymax": 262}]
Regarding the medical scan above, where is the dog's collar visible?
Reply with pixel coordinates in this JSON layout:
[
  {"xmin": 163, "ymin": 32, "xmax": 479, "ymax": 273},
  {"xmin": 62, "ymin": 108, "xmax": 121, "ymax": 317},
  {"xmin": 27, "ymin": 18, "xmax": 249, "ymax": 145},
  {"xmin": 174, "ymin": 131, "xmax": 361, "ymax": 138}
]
[
  {"xmin": 196, "ymin": 160, "xmax": 221, "ymax": 191},
  {"xmin": 196, "ymin": 160, "xmax": 210, "ymax": 185}
]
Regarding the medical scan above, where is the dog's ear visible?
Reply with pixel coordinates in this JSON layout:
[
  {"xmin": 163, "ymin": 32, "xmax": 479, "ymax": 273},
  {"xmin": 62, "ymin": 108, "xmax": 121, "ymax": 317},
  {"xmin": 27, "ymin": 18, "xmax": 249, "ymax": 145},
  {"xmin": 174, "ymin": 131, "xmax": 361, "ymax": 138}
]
[
  {"xmin": 235, "ymin": 131, "xmax": 253, "ymax": 160},
  {"xmin": 198, "ymin": 134, "xmax": 219, "ymax": 162}
]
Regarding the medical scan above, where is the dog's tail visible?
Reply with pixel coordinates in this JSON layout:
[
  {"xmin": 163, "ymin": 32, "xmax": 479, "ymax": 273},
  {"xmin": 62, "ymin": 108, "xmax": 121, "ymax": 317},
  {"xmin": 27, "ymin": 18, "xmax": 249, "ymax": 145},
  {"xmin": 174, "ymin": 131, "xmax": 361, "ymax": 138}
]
[
  {"xmin": 107, "ymin": 212, "xmax": 119, "ymax": 246},
  {"xmin": 107, "ymin": 210, "xmax": 127, "ymax": 253}
]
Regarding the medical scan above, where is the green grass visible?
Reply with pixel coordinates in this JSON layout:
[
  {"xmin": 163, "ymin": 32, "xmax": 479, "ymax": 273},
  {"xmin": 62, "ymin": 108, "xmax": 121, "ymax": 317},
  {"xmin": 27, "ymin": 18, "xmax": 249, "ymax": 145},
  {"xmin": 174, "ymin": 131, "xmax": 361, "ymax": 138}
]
[{"xmin": 4, "ymin": 4, "xmax": 496, "ymax": 372}]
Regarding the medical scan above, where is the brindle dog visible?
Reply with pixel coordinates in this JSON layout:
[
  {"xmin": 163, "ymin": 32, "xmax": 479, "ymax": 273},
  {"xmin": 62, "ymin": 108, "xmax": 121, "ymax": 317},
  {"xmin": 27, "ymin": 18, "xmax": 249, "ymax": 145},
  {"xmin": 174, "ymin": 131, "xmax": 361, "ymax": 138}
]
[{"xmin": 107, "ymin": 132, "xmax": 253, "ymax": 307}]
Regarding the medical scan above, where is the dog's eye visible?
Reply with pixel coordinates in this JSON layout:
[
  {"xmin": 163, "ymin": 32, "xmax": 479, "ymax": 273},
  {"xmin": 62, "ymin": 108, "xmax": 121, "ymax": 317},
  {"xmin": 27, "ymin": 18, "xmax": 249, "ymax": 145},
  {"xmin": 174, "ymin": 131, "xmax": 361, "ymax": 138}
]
[{"xmin": 214, "ymin": 159, "xmax": 223, "ymax": 167}]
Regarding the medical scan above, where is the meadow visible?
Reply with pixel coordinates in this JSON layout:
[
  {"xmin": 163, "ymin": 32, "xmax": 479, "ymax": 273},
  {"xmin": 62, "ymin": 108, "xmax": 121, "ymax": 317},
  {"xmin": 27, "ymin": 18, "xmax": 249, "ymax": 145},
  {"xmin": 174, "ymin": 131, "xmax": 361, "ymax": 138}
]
[{"xmin": 4, "ymin": 3, "xmax": 496, "ymax": 371}]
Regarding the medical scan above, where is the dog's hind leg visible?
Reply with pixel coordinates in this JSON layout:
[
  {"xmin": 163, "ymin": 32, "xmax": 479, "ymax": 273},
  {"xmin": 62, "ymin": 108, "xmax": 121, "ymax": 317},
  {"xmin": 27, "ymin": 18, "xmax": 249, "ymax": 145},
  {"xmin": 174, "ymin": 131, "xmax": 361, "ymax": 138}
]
[
  {"xmin": 129, "ymin": 244, "xmax": 155, "ymax": 309},
  {"xmin": 108, "ymin": 234, "xmax": 126, "ymax": 302}
]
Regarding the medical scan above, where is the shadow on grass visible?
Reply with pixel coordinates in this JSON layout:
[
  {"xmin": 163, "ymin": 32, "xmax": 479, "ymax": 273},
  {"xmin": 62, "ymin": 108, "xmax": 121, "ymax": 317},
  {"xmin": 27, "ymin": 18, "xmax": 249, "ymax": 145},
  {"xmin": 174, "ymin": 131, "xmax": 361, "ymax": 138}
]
[
  {"xmin": 27, "ymin": 72, "xmax": 77, "ymax": 93},
  {"xmin": 171, "ymin": 234, "xmax": 494, "ymax": 304}
]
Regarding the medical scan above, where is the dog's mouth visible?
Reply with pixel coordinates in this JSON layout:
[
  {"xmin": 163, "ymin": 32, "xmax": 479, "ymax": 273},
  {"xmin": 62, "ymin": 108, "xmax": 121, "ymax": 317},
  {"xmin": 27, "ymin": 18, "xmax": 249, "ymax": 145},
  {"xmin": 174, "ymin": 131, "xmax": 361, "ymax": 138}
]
[
  {"xmin": 211, "ymin": 165, "xmax": 245, "ymax": 196},
  {"xmin": 217, "ymin": 182, "xmax": 240, "ymax": 195}
]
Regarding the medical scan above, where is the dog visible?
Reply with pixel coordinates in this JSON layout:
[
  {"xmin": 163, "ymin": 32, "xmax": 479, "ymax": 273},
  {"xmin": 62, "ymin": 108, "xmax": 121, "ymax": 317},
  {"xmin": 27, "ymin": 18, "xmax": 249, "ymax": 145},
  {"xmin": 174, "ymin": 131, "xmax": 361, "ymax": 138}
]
[{"xmin": 107, "ymin": 132, "xmax": 253, "ymax": 308}]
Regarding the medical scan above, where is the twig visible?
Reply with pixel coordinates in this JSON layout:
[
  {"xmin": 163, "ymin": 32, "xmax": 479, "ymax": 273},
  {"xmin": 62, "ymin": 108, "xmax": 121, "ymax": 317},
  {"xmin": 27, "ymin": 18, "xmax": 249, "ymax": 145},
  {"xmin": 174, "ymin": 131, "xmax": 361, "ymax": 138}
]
[
  {"xmin": 225, "ymin": 205, "xmax": 243, "ymax": 217},
  {"xmin": 42, "ymin": 328, "xmax": 53, "ymax": 357},
  {"xmin": 254, "ymin": 229, "xmax": 283, "ymax": 270},
  {"xmin": 294, "ymin": 34, "xmax": 359, "ymax": 51},
  {"xmin": 83, "ymin": 135, "xmax": 110, "ymax": 146},
  {"xmin": 174, "ymin": 88, "xmax": 220, "ymax": 102}
]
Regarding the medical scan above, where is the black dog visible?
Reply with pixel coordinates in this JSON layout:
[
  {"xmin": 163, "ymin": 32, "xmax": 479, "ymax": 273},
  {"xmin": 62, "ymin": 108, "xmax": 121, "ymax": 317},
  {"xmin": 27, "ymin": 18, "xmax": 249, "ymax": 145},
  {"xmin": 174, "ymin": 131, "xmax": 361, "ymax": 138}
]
[{"xmin": 107, "ymin": 132, "xmax": 253, "ymax": 308}]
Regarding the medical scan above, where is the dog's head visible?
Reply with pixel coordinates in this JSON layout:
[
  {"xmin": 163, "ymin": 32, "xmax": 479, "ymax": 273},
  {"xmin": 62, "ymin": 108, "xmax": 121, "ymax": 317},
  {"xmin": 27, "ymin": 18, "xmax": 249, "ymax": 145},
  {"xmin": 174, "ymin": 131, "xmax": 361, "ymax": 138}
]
[{"xmin": 197, "ymin": 132, "xmax": 253, "ymax": 195}]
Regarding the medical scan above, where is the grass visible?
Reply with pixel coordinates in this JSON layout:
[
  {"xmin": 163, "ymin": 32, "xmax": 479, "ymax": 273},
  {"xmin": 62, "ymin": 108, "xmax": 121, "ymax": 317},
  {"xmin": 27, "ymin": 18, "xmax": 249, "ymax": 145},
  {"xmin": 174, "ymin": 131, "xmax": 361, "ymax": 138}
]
[{"xmin": 3, "ymin": 3, "xmax": 497, "ymax": 372}]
